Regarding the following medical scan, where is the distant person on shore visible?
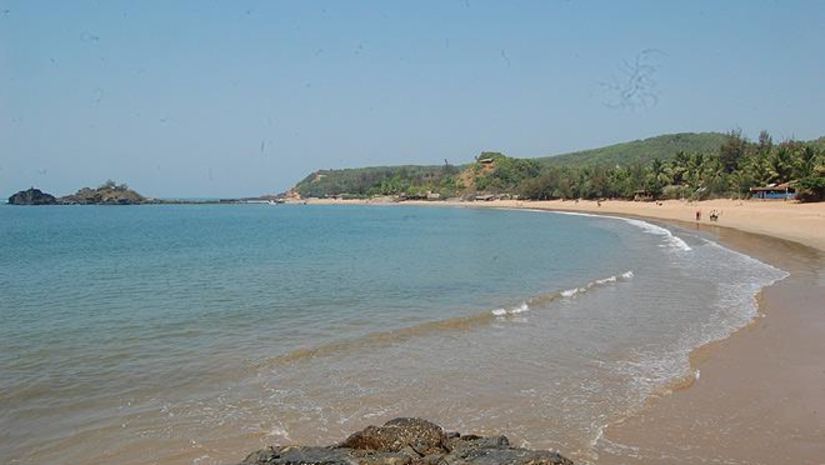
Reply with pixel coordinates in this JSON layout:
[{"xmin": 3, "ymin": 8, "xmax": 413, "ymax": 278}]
[{"xmin": 695, "ymin": 209, "xmax": 702, "ymax": 222}]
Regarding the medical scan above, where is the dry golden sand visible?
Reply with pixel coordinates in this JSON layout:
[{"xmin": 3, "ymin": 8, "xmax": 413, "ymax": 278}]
[{"xmin": 305, "ymin": 197, "xmax": 825, "ymax": 464}]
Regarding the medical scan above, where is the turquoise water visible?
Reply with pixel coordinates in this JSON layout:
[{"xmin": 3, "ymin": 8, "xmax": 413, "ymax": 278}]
[{"xmin": 0, "ymin": 204, "xmax": 786, "ymax": 465}]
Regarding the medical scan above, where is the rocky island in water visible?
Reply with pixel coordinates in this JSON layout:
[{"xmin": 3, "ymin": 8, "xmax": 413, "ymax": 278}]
[
  {"xmin": 7, "ymin": 187, "xmax": 59, "ymax": 205},
  {"xmin": 7, "ymin": 181, "xmax": 288, "ymax": 206},
  {"xmin": 8, "ymin": 181, "xmax": 147, "ymax": 205},
  {"xmin": 237, "ymin": 418, "xmax": 573, "ymax": 465}
]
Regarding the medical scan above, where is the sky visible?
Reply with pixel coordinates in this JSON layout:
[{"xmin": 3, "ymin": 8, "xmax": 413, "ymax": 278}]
[{"xmin": 1, "ymin": 1, "xmax": 824, "ymax": 197}]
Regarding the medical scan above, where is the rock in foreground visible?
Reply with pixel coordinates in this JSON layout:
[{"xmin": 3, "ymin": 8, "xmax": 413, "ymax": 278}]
[
  {"xmin": 237, "ymin": 418, "xmax": 573, "ymax": 465},
  {"xmin": 8, "ymin": 188, "xmax": 57, "ymax": 205}
]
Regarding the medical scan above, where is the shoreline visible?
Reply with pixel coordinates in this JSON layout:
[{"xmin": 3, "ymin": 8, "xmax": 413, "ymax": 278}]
[
  {"xmin": 302, "ymin": 197, "xmax": 825, "ymax": 464},
  {"xmin": 594, "ymin": 226, "xmax": 825, "ymax": 464},
  {"xmin": 301, "ymin": 197, "xmax": 825, "ymax": 252}
]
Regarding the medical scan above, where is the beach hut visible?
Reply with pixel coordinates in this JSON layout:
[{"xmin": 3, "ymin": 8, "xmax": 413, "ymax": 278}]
[
  {"xmin": 749, "ymin": 181, "xmax": 797, "ymax": 200},
  {"xmin": 633, "ymin": 189, "xmax": 654, "ymax": 202}
]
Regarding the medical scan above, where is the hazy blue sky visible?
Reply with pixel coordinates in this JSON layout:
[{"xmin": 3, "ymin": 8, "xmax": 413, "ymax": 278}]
[{"xmin": 2, "ymin": 1, "xmax": 824, "ymax": 197}]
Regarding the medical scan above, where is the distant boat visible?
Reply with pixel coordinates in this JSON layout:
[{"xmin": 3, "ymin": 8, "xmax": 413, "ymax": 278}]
[{"xmin": 268, "ymin": 199, "xmax": 285, "ymax": 205}]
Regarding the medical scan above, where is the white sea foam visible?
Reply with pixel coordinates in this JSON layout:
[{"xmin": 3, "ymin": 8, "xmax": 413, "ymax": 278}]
[
  {"xmin": 492, "ymin": 302, "xmax": 530, "ymax": 316},
  {"xmin": 562, "ymin": 270, "xmax": 634, "ymax": 299},
  {"xmin": 522, "ymin": 209, "xmax": 693, "ymax": 252},
  {"xmin": 266, "ymin": 424, "xmax": 291, "ymax": 441},
  {"xmin": 602, "ymin": 236, "xmax": 788, "ymax": 451},
  {"xmin": 494, "ymin": 270, "xmax": 634, "ymax": 317},
  {"xmin": 621, "ymin": 217, "xmax": 692, "ymax": 251},
  {"xmin": 511, "ymin": 302, "xmax": 530, "ymax": 314},
  {"xmin": 561, "ymin": 288, "xmax": 579, "ymax": 297},
  {"xmin": 594, "ymin": 276, "xmax": 617, "ymax": 285},
  {"xmin": 191, "ymin": 455, "xmax": 212, "ymax": 465}
]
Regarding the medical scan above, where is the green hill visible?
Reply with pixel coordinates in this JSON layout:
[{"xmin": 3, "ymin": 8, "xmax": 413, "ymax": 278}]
[
  {"xmin": 291, "ymin": 131, "xmax": 823, "ymax": 200},
  {"xmin": 535, "ymin": 132, "xmax": 729, "ymax": 167},
  {"xmin": 292, "ymin": 132, "xmax": 729, "ymax": 197},
  {"xmin": 294, "ymin": 164, "xmax": 456, "ymax": 198}
]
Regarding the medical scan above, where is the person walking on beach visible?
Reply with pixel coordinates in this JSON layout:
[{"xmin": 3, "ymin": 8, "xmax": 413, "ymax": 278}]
[{"xmin": 695, "ymin": 209, "xmax": 701, "ymax": 222}]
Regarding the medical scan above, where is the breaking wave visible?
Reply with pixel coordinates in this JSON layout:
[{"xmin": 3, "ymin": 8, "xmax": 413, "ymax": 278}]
[
  {"xmin": 521, "ymin": 209, "xmax": 692, "ymax": 252},
  {"xmin": 256, "ymin": 270, "xmax": 634, "ymax": 368},
  {"xmin": 556, "ymin": 270, "xmax": 635, "ymax": 302}
]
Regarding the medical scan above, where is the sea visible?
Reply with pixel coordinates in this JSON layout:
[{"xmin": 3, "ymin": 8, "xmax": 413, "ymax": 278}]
[{"xmin": 0, "ymin": 204, "xmax": 788, "ymax": 464}]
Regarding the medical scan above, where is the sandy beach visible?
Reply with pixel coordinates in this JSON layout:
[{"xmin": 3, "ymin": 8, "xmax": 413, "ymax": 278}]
[
  {"xmin": 305, "ymin": 197, "xmax": 825, "ymax": 464},
  {"xmin": 596, "ymin": 226, "xmax": 825, "ymax": 465}
]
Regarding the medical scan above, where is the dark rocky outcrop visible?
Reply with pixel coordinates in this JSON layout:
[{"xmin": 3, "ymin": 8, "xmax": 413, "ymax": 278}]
[
  {"xmin": 7, "ymin": 188, "xmax": 57, "ymax": 205},
  {"xmin": 58, "ymin": 181, "xmax": 147, "ymax": 205},
  {"xmin": 8, "ymin": 181, "xmax": 150, "ymax": 206},
  {"xmin": 340, "ymin": 418, "xmax": 448, "ymax": 456},
  {"xmin": 236, "ymin": 418, "xmax": 573, "ymax": 465}
]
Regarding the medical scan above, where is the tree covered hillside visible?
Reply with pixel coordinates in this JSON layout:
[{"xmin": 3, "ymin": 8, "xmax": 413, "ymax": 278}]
[
  {"xmin": 535, "ymin": 132, "xmax": 729, "ymax": 167},
  {"xmin": 292, "ymin": 131, "xmax": 825, "ymax": 202},
  {"xmin": 294, "ymin": 164, "xmax": 463, "ymax": 199}
]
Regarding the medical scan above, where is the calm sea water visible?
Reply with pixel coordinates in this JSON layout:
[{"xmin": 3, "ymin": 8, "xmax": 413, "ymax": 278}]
[{"xmin": 0, "ymin": 204, "xmax": 786, "ymax": 464}]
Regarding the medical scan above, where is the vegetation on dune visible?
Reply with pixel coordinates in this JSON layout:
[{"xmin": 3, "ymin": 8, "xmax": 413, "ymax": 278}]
[{"xmin": 292, "ymin": 131, "xmax": 825, "ymax": 202}]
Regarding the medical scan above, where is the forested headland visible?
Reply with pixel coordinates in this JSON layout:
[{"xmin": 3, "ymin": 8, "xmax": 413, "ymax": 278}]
[{"xmin": 293, "ymin": 131, "xmax": 825, "ymax": 202}]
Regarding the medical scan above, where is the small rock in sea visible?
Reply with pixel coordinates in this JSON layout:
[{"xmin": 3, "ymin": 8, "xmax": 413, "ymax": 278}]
[
  {"xmin": 7, "ymin": 187, "xmax": 57, "ymax": 205},
  {"xmin": 236, "ymin": 418, "xmax": 573, "ymax": 465}
]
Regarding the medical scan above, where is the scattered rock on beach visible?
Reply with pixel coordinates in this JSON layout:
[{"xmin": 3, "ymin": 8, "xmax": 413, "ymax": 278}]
[{"xmin": 236, "ymin": 418, "xmax": 573, "ymax": 465}]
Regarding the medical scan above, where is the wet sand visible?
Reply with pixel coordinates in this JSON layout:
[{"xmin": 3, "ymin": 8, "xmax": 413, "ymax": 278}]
[
  {"xmin": 466, "ymin": 203, "xmax": 825, "ymax": 464},
  {"xmin": 594, "ymin": 226, "xmax": 825, "ymax": 465},
  {"xmin": 451, "ymin": 201, "xmax": 825, "ymax": 464},
  {"xmin": 453, "ymin": 200, "xmax": 825, "ymax": 464},
  {"xmin": 305, "ymin": 198, "xmax": 825, "ymax": 464}
]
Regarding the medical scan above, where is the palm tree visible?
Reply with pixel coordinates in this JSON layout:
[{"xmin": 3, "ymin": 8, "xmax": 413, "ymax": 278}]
[
  {"xmin": 796, "ymin": 146, "xmax": 818, "ymax": 179},
  {"xmin": 768, "ymin": 146, "xmax": 794, "ymax": 183}
]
